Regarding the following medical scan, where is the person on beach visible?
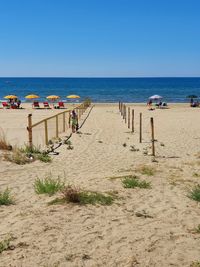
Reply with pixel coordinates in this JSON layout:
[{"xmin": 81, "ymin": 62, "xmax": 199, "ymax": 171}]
[{"xmin": 70, "ymin": 110, "xmax": 79, "ymax": 133}]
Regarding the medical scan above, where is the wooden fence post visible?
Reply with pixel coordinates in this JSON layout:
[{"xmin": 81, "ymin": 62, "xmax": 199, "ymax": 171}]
[
  {"xmin": 125, "ymin": 105, "xmax": 127, "ymax": 123},
  {"xmin": 44, "ymin": 120, "xmax": 48, "ymax": 145},
  {"xmin": 150, "ymin": 117, "xmax": 155, "ymax": 156},
  {"xmin": 56, "ymin": 115, "xmax": 59, "ymax": 138},
  {"xmin": 119, "ymin": 101, "xmax": 120, "ymax": 111},
  {"xmin": 132, "ymin": 109, "xmax": 134, "ymax": 132},
  {"xmin": 139, "ymin": 112, "xmax": 142, "ymax": 143},
  {"xmin": 27, "ymin": 114, "xmax": 33, "ymax": 148},
  {"xmin": 63, "ymin": 113, "xmax": 66, "ymax": 132},
  {"xmin": 128, "ymin": 107, "xmax": 130, "ymax": 128}
]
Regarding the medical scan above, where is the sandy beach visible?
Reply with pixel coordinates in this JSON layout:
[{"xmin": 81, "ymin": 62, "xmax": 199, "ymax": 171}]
[{"xmin": 1, "ymin": 103, "xmax": 200, "ymax": 267}]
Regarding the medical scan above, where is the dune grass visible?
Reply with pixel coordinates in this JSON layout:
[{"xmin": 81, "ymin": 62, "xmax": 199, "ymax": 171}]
[
  {"xmin": 0, "ymin": 236, "xmax": 13, "ymax": 253},
  {"xmin": 122, "ymin": 176, "xmax": 151, "ymax": 189},
  {"xmin": 0, "ymin": 189, "xmax": 14, "ymax": 206},
  {"xmin": 135, "ymin": 165, "xmax": 156, "ymax": 176},
  {"xmin": 34, "ymin": 176, "xmax": 65, "ymax": 196},
  {"xmin": 0, "ymin": 130, "xmax": 12, "ymax": 151},
  {"xmin": 188, "ymin": 185, "xmax": 200, "ymax": 202},
  {"xmin": 49, "ymin": 186, "xmax": 115, "ymax": 206},
  {"xmin": 190, "ymin": 262, "xmax": 200, "ymax": 267},
  {"xmin": 3, "ymin": 148, "xmax": 30, "ymax": 165}
]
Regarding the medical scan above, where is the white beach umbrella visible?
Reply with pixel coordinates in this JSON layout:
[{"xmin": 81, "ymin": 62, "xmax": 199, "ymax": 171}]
[{"xmin": 149, "ymin": 95, "xmax": 162, "ymax": 100}]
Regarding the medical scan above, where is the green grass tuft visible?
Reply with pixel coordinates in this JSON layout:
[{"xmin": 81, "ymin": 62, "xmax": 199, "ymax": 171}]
[
  {"xmin": 49, "ymin": 186, "xmax": 115, "ymax": 206},
  {"xmin": 36, "ymin": 153, "xmax": 52, "ymax": 163},
  {"xmin": 0, "ymin": 188, "xmax": 14, "ymax": 205},
  {"xmin": 190, "ymin": 262, "xmax": 200, "ymax": 267},
  {"xmin": 0, "ymin": 236, "xmax": 13, "ymax": 253},
  {"xmin": 34, "ymin": 176, "xmax": 65, "ymax": 196},
  {"xmin": 20, "ymin": 145, "xmax": 41, "ymax": 154},
  {"xmin": 194, "ymin": 225, "xmax": 200, "ymax": 233},
  {"xmin": 188, "ymin": 185, "xmax": 200, "ymax": 202},
  {"xmin": 122, "ymin": 176, "xmax": 151, "ymax": 189},
  {"xmin": 4, "ymin": 148, "xmax": 30, "ymax": 165}
]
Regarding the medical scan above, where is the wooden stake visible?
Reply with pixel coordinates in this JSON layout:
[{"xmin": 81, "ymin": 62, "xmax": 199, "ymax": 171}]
[
  {"xmin": 150, "ymin": 117, "xmax": 155, "ymax": 156},
  {"xmin": 132, "ymin": 109, "xmax": 134, "ymax": 132},
  {"xmin": 56, "ymin": 115, "xmax": 59, "ymax": 138},
  {"xmin": 63, "ymin": 113, "xmax": 65, "ymax": 132},
  {"xmin": 125, "ymin": 105, "xmax": 127, "ymax": 123},
  {"xmin": 44, "ymin": 120, "xmax": 48, "ymax": 145},
  {"xmin": 139, "ymin": 112, "xmax": 142, "ymax": 143},
  {"xmin": 27, "ymin": 114, "xmax": 33, "ymax": 148},
  {"xmin": 128, "ymin": 107, "xmax": 130, "ymax": 128}
]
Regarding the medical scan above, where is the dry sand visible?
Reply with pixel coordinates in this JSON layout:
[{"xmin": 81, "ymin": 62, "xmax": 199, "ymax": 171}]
[{"xmin": 0, "ymin": 103, "xmax": 200, "ymax": 267}]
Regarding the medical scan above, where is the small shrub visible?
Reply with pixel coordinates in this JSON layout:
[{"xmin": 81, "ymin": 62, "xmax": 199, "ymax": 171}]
[
  {"xmin": 122, "ymin": 176, "xmax": 151, "ymax": 189},
  {"xmin": 0, "ymin": 130, "xmax": 12, "ymax": 151},
  {"xmin": 0, "ymin": 236, "xmax": 13, "ymax": 253},
  {"xmin": 190, "ymin": 262, "xmax": 200, "ymax": 267},
  {"xmin": 34, "ymin": 176, "xmax": 64, "ymax": 196},
  {"xmin": 4, "ymin": 149, "xmax": 30, "ymax": 165},
  {"xmin": 193, "ymin": 173, "xmax": 200, "ymax": 178},
  {"xmin": 188, "ymin": 185, "xmax": 200, "ymax": 202},
  {"xmin": 136, "ymin": 165, "xmax": 156, "ymax": 176},
  {"xmin": 0, "ymin": 189, "xmax": 14, "ymax": 205},
  {"xmin": 194, "ymin": 225, "xmax": 200, "ymax": 233},
  {"xmin": 36, "ymin": 153, "xmax": 52, "ymax": 163},
  {"xmin": 20, "ymin": 145, "xmax": 41, "ymax": 154},
  {"xmin": 50, "ymin": 186, "xmax": 115, "ymax": 206}
]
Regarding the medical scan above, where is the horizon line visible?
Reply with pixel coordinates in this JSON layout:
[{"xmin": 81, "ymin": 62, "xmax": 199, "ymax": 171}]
[{"xmin": 0, "ymin": 76, "xmax": 200, "ymax": 79}]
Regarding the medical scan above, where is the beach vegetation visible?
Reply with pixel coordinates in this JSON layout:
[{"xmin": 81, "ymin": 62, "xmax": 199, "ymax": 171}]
[
  {"xmin": 0, "ymin": 236, "xmax": 13, "ymax": 254},
  {"xmin": 188, "ymin": 185, "xmax": 200, "ymax": 202},
  {"xmin": 194, "ymin": 225, "xmax": 200, "ymax": 234},
  {"xmin": 3, "ymin": 148, "xmax": 30, "ymax": 165},
  {"xmin": 0, "ymin": 188, "xmax": 14, "ymax": 206},
  {"xmin": 190, "ymin": 262, "xmax": 200, "ymax": 267},
  {"xmin": 36, "ymin": 153, "xmax": 52, "ymax": 163},
  {"xmin": 34, "ymin": 175, "xmax": 65, "ymax": 196},
  {"xmin": 20, "ymin": 144, "xmax": 41, "ymax": 154},
  {"xmin": 193, "ymin": 173, "xmax": 200, "ymax": 178},
  {"xmin": 0, "ymin": 130, "xmax": 12, "ymax": 151},
  {"xmin": 135, "ymin": 165, "xmax": 156, "ymax": 176},
  {"xmin": 49, "ymin": 186, "xmax": 115, "ymax": 205},
  {"xmin": 122, "ymin": 176, "xmax": 151, "ymax": 189}
]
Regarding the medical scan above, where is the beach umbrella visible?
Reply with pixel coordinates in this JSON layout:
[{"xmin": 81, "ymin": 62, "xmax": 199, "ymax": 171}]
[
  {"xmin": 46, "ymin": 95, "xmax": 60, "ymax": 100},
  {"xmin": 149, "ymin": 95, "xmax": 162, "ymax": 100},
  {"xmin": 4, "ymin": 95, "xmax": 17, "ymax": 99},
  {"xmin": 66, "ymin": 95, "xmax": 80, "ymax": 99},
  {"xmin": 25, "ymin": 94, "xmax": 40, "ymax": 99}
]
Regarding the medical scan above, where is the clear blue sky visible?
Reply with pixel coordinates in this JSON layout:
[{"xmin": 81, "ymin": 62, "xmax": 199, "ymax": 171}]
[{"xmin": 0, "ymin": 0, "xmax": 200, "ymax": 77}]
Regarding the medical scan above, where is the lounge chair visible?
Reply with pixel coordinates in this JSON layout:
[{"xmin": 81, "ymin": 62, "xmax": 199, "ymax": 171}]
[
  {"xmin": 159, "ymin": 102, "xmax": 169, "ymax": 109},
  {"xmin": 43, "ymin": 102, "xmax": 50, "ymax": 109},
  {"xmin": 58, "ymin": 101, "xmax": 65, "ymax": 108},
  {"xmin": 2, "ymin": 102, "xmax": 10, "ymax": 109},
  {"xmin": 32, "ymin": 101, "xmax": 40, "ymax": 109}
]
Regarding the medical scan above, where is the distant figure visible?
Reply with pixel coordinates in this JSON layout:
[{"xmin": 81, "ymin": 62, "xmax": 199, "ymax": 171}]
[
  {"xmin": 147, "ymin": 99, "xmax": 152, "ymax": 106},
  {"xmin": 190, "ymin": 98, "xmax": 194, "ymax": 107},
  {"xmin": 17, "ymin": 99, "xmax": 21, "ymax": 108},
  {"xmin": 70, "ymin": 110, "xmax": 79, "ymax": 133}
]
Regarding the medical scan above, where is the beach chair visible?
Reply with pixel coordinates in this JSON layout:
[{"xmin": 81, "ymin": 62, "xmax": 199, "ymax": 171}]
[
  {"xmin": 32, "ymin": 101, "xmax": 40, "ymax": 109},
  {"xmin": 43, "ymin": 102, "xmax": 51, "ymax": 109},
  {"xmin": 58, "ymin": 101, "xmax": 65, "ymax": 108},
  {"xmin": 160, "ymin": 102, "xmax": 169, "ymax": 109},
  {"xmin": 2, "ymin": 102, "xmax": 10, "ymax": 109}
]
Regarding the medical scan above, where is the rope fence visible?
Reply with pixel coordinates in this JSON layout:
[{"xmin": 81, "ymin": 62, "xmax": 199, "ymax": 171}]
[
  {"xmin": 27, "ymin": 100, "xmax": 90, "ymax": 148},
  {"xmin": 119, "ymin": 101, "xmax": 156, "ymax": 156}
]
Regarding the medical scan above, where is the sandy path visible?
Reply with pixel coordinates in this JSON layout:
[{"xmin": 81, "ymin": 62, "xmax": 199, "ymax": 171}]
[{"xmin": 0, "ymin": 104, "xmax": 200, "ymax": 266}]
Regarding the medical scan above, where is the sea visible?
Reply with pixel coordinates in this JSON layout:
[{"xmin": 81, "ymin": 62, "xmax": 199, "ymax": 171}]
[{"xmin": 0, "ymin": 77, "xmax": 200, "ymax": 103}]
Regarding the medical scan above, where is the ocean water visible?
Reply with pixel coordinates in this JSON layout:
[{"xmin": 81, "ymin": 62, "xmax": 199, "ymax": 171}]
[{"xmin": 0, "ymin": 77, "xmax": 200, "ymax": 103}]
